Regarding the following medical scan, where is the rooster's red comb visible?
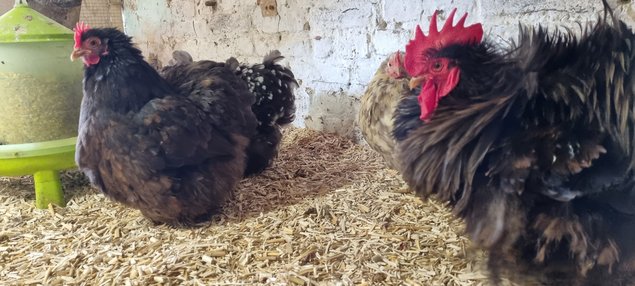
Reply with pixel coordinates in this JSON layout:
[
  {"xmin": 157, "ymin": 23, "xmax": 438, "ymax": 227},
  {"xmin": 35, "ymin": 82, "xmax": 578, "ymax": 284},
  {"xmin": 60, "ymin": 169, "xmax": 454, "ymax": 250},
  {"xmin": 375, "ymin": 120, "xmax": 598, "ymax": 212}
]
[
  {"xmin": 73, "ymin": 22, "xmax": 90, "ymax": 49},
  {"xmin": 404, "ymin": 8, "xmax": 483, "ymax": 76}
]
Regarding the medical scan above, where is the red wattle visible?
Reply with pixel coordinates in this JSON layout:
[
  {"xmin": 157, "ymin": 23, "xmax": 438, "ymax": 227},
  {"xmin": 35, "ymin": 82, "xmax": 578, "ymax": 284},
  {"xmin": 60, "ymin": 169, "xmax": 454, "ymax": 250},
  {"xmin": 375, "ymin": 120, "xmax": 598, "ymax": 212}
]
[
  {"xmin": 82, "ymin": 54, "xmax": 101, "ymax": 66},
  {"xmin": 418, "ymin": 80, "xmax": 438, "ymax": 122}
]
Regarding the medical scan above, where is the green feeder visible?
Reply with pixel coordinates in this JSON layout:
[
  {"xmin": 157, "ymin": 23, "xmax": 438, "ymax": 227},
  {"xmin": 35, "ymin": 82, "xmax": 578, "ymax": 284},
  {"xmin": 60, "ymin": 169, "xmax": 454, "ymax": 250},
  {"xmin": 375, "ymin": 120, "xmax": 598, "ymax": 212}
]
[{"xmin": 0, "ymin": 0, "xmax": 82, "ymax": 208}]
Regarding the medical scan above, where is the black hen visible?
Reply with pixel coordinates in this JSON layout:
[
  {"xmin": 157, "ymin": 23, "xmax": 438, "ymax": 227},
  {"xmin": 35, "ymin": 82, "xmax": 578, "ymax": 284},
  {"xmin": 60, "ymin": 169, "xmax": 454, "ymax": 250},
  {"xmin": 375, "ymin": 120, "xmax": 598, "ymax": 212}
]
[
  {"xmin": 70, "ymin": 24, "xmax": 260, "ymax": 225},
  {"xmin": 237, "ymin": 51, "xmax": 297, "ymax": 175},
  {"xmin": 161, "ymin": 50, "xmax": 297, "ymax": 176},
  {"xmin": 394, "ymin": 6, "xmax": 635, "ymax": 285}
]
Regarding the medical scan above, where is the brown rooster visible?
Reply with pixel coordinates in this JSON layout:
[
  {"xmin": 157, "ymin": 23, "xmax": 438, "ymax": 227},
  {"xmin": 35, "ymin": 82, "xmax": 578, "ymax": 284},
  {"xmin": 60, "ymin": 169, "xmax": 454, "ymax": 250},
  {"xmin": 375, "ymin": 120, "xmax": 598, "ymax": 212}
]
[
  {"xmin": 393, "ymin": 5, "xmax": 635, "ymax": 286},
  {"xmin": 358, "ymin": 51, "xmax": 410, "ymax": 170}
]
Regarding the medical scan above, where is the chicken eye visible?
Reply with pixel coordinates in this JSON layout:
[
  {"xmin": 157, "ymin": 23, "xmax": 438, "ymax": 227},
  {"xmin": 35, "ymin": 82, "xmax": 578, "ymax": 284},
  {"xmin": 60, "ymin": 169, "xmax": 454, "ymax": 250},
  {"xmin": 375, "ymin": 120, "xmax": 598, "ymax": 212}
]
[
  {"xmin": 88, "ymin": 39, "xmax": 99, "ymax": 47},
  {"xmin": 432, "ymin": 61, "xmax": 443, "ymax": 72}
]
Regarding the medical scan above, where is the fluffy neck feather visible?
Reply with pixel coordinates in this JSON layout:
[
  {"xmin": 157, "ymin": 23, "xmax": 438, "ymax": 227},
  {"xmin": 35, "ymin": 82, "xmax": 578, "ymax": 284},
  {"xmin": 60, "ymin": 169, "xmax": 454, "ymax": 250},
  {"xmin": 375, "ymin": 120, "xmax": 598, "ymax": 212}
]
[{"xmin": 80, "ymin": 29, "xmax": 174, "ymax": 115}]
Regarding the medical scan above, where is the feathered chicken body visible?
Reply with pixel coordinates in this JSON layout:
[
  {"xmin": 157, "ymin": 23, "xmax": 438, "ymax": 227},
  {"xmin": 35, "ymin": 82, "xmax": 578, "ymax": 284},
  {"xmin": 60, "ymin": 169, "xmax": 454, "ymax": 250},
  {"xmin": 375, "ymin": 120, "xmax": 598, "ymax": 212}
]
[
  {"xmin": 161, "ymin": 50, "xmax": 298, "ymax": 176},
  {"xmin": 70, "ymin": 24, "xmax": 294, "ymax": 225},
  {"xmin": 394, "ymin": 6, "xmax": 635, "ymax": 285},
  {"xmin": 358, "ymin": 51, "xmax": 411, "ymax": 170},
  {"xmin": 234, "ymin": 51, "xmax": 298, "ymax": 175}
]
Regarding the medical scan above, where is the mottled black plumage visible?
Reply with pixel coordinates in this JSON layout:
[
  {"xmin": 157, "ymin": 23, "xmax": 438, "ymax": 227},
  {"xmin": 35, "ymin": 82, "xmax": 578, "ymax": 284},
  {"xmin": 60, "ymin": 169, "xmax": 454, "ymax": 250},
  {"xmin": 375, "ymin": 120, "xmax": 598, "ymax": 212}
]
[
  {"xmin": 75, "ymin": 28, "xmax": 257, "ymax": 225},
  {"xmin": 235, "ymin": 51, "xmax": 297, "ymax": 175},
  {"xmin": 394, "ymin": 5, "xmax": 635, "ymax": 286},
  {"xmin": 238, "ymin": 50, "xmax": 297, "ymax": 127},
  {"xmin": 161, "ymin": 50, "xmax": 297, "ymax": 176}
]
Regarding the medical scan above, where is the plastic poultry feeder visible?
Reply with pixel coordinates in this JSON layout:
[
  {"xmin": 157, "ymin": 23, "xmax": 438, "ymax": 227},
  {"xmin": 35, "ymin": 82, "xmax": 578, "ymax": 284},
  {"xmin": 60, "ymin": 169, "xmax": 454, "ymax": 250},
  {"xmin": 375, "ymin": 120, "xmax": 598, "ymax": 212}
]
[{"xmin": 0, "ymin": 0, "xmax": 83, "ymax": 208}]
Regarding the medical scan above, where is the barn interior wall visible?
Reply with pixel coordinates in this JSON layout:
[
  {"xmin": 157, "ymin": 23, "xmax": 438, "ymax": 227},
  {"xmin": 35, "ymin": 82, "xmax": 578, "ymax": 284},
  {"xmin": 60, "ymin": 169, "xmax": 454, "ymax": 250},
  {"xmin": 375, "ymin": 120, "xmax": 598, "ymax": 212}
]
[{"xmin": 121, "ymin": 0, "xmax": 635, "ymax": 139}]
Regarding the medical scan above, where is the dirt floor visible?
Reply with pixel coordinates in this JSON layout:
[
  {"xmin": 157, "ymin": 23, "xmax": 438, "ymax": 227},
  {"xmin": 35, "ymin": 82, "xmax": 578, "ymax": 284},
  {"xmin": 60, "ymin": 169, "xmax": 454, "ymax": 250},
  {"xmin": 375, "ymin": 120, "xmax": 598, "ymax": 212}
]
[{"xmin": 0, "ymin": 128, "xmax": 529, "ymax": 286}]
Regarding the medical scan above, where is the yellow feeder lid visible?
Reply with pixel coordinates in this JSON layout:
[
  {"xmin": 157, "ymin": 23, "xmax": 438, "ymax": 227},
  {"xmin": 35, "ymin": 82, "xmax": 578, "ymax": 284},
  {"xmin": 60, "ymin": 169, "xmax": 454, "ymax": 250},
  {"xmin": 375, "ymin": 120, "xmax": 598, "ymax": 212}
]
[{"xmin": 0, "ymin": 0, "xmax": 74, "ymax": 43}]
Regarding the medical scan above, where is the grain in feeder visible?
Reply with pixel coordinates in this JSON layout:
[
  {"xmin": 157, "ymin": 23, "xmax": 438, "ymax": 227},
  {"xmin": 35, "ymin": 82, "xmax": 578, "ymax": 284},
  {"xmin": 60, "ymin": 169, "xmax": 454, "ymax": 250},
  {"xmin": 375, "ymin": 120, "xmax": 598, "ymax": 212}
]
[
  {"xmin": 0, "ymin": 0, "xmax": 82, "ymax": 208},
  {"xmin": 0, "ymin": 0, "xmax": 83, "ymax": 144}
]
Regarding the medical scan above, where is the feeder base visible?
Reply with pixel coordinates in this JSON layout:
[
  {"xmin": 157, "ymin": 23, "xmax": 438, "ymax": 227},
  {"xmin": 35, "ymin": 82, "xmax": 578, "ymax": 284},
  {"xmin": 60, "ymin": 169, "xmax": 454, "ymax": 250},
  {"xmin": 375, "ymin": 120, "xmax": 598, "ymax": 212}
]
[{"xmin": 0, "ymin": 137, "xmax": 77, "ymax": 209}]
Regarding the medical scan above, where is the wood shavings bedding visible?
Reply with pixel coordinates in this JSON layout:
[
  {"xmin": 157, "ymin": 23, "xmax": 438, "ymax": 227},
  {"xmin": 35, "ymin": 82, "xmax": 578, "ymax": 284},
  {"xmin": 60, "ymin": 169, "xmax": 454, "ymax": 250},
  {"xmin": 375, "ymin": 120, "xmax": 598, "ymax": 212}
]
[{"xmin": 0, "ymin": 128, "xmax": 534, "ymax": 285}]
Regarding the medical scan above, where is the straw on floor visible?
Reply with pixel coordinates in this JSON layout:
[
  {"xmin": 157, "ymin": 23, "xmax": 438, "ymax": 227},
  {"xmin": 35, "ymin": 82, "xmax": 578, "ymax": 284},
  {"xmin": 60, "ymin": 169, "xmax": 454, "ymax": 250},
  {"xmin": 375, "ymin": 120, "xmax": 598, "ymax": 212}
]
[{"xmin": 1, "ymin": 128, "xmax": 529, "ymax": 285}]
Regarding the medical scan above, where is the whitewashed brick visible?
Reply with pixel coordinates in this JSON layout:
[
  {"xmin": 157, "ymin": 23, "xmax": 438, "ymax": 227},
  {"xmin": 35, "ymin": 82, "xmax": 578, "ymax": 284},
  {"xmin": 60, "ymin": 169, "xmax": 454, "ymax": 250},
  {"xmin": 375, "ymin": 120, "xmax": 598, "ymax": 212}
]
[{"xmin": 123, "ymin": 0, "xmax": 635, "ymax": 136}]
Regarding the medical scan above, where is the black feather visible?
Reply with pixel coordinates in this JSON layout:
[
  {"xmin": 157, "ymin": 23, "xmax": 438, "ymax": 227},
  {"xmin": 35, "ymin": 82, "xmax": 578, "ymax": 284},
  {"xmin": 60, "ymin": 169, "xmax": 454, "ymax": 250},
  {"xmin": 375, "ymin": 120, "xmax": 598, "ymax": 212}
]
[
  {"xmin": 394, "ymin": 6, "xmax": 635, "ymax": 285},
  {"xmin": 76, "ymin": 28, "xmax": 258, "ymax": 226},
  {"xmin": 161, "ymin": 50, "xmax": 298, "ymax": 176},
  {"xmin": 236, "ymin": 50, "xmax": 298, "ymax": 175}
]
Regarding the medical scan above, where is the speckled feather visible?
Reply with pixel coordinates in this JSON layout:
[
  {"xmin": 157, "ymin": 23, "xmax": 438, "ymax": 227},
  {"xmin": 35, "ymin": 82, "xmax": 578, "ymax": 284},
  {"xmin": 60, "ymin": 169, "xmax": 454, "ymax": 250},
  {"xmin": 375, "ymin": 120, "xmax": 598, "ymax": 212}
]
[
  {"xmin": 237, "ymin": 50, "xmax": 297, "ymax": 127},
  {"xmin": 235, "ymin": 51, "xmax": 298, "ymax": 175},
  {"xmin": 394, "ymin": 5, "xmax": 635, "ymax": 285}
]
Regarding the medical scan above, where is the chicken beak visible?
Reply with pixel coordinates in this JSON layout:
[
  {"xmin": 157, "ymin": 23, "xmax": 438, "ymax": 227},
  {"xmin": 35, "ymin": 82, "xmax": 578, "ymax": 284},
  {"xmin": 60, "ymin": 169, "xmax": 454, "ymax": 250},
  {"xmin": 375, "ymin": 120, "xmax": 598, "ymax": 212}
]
[
  {"xmin": 70, "ymin": 49, "xmax": 90, "ymax": 61},
  {"xmin": 409, "ymin": 76, "xmax": 426, "ymax": 90}
]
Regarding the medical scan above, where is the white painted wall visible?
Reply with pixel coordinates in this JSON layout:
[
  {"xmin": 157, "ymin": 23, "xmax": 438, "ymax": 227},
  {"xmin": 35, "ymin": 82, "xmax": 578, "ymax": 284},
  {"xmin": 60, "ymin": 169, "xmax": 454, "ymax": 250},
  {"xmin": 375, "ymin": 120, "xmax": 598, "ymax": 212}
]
[{"xmin": 121, "ymin": 0, "xmax": 635, "ymax": 138}]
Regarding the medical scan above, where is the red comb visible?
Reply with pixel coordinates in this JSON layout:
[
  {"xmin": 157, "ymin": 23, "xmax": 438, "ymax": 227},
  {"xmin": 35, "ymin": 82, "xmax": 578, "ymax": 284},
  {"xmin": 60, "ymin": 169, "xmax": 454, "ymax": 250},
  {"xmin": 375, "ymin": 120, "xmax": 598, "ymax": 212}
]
[
  {"xmin": 404, "ymin": 8, "xmax": 483, "ymax": 76},
  {"xmin": 73, "ymin": 22, "xmax": 90, "ymax": 49}
]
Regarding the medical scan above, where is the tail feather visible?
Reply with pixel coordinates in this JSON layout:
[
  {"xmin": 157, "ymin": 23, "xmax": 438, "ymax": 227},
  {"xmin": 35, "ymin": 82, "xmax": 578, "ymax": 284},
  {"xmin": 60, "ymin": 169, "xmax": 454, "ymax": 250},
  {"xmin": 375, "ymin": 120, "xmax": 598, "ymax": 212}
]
[
  {"xmin": 224, "ymin": 57, "xmax": 240, "ymax": 72},
  {"xmin": 239, "ymin": 50, "xmax": 297, "ymax": 175},
  {"xmin": 168, "ymin": 50, "xmax": 193, "ymax": 66}
]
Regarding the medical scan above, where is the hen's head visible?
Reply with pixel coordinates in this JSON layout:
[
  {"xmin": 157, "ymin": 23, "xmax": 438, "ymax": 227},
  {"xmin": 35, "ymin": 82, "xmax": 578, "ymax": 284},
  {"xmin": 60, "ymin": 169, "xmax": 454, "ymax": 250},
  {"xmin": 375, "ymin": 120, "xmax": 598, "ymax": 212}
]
[
  {"xmin": 70, "ymin": 22, "xmax": 137, "ymax": 67},
  {"xmin": 404, "ymin": 9, "xmax": 483, "ymax": 121},
  {"xmin": 385, "ymin": 51, "xmax": 407, "ymax": 79}
]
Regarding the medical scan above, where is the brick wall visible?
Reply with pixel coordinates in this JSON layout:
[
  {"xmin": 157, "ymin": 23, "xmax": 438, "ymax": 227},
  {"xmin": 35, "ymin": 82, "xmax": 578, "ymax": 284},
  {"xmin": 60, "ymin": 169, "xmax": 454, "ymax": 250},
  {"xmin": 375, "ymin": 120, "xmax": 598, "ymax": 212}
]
[{"xmin": 121, "ymin": 0, "xmax": 635, "ymax": 138}]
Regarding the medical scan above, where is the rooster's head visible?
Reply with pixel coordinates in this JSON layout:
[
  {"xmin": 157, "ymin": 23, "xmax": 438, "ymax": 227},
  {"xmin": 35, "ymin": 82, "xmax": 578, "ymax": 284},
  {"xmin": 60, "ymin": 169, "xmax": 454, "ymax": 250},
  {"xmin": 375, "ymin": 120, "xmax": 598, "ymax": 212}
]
[{"xmin": 404, "ymin": 9, "xmax": 483, "ymax": 121}]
